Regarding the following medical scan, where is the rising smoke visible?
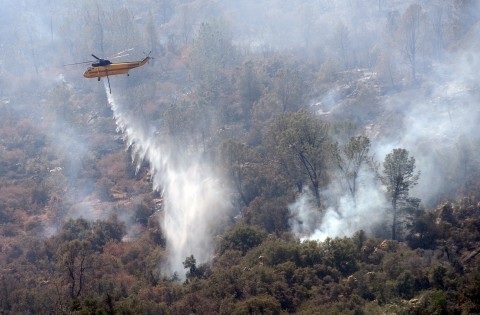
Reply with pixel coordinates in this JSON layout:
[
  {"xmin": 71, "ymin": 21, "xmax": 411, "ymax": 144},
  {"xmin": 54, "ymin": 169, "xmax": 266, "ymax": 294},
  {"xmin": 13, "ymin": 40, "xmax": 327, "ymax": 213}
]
[
  {"xmin": 290, "ymin": 169, "xmax": 387, "ymax": 241},
  {"xmin": 372, "ymin": 49, "xmax": 480, "ymax": 206},
  {"xmin": 104, "ymin": 82, "xmax": 230, "ymax": 276},
  {"xmin": 290, "ymin": 32, "xmax": 480, "ymax": 242}
]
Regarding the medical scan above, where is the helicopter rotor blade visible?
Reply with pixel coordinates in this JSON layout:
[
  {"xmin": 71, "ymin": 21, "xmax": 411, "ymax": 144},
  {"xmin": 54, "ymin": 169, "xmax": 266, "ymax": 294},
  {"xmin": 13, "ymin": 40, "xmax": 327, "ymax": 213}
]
[
  {"xmin": 64, "ymin": 60, "xmax": 94, "ymax": 66},
  {"xmin": 110, "ymin": 53, "xmax": 130, "ymax": 59},
  {"xmin": 108, "ymin": 48, "xmax": 134, "ymax": 59}
]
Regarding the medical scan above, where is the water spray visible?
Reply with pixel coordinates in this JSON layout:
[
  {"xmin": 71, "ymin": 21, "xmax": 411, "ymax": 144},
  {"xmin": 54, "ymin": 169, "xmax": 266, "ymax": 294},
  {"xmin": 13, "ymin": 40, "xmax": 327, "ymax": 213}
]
[{"xmin": 104, "ymin": 82, "xmax": 230, "ymax": 277}]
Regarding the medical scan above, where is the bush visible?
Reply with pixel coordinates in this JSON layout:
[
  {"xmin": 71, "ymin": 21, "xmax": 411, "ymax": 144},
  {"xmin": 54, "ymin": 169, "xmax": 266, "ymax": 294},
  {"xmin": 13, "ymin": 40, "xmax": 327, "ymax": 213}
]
[
  {"xmin": 406, "ymin": 212, "xmax": 440, "ymax": 249},
  {"xmin": 233, "ymin": 295, "xmax": 281, "ymax": 315},
  {"xmin": 219, "ymin": 225, "xmax": 267, "ymax": 255},
  {"xmin": 320, "ymin": 237, "xmax": 359, "ymax": 276}
]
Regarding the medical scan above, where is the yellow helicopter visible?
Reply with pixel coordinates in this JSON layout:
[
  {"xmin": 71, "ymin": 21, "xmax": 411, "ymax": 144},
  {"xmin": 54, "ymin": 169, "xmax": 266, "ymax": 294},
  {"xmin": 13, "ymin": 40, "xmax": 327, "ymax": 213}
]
[{"xmin": 66, "ymin": 49, "xmax": 152, "ymax": 93}]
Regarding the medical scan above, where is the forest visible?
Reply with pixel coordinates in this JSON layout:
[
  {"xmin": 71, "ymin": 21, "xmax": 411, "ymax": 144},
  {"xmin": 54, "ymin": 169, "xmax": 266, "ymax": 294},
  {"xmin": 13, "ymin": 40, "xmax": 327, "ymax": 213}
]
[{"xmin": 0, "ymin": 0, "xmax": 480, "ymax": 313}]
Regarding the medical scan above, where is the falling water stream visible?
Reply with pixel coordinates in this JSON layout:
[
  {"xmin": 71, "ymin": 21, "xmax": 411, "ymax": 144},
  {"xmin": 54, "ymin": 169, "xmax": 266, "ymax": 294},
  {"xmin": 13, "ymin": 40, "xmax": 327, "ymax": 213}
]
[{"xmin": 104, "ymin": 82, "xmax": 229, "ymax": 277}]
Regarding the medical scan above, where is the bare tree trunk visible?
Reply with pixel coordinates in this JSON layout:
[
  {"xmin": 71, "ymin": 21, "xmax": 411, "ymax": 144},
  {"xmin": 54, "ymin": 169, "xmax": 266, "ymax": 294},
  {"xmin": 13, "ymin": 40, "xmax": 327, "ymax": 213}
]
[{"xmin": 392, "ymin": 198, "xmax": 397, "ymax": 240}]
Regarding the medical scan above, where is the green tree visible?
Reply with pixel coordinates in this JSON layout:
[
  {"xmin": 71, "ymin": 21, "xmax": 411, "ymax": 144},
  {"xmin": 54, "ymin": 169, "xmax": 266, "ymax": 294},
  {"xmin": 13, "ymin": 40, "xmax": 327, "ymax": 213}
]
[
  {"xmin": 218, "ymin": 225, "xmax": 267, "ymax": 255},
  {"xmin": 57, "ymin": 217, "xmax": 125, "ymax": 252},
  {"xmin": 243, "ymin": 196, "xmax": 291, "ymax": 233},
  {"xmin": 183, "ymin": 254, "xmax": 197, "ymax": 280},
  {"xmin": 263, "ymin": 110, "xmax": 331, "ymax": 207},
  {"xmin": 333, "ymin": 135, "xmax": 375, "ymax": 207},
  {"xmin": 90, "ymin": 216, "xmax": 126, "ymax": 251},
  {"xmin": 183, "ymin": 254, "xmax": 210, "ymax": 281},
  {"xmin": 381, "ymin": 148, "xmax": 420, "ymax": 240},
  {"xmin": 233, "ymin": 295, "xmax": 281, "ymax": 314},
  {"xmin": 219, "ymin": 140, "xmax": 261, "ymax": 207},
  {"xmin": 320, "ymin": 237, "xmax": 358, "ymax": 276},
  {"xmin": 406, "ymin": 211, "xmax": 440, "ymax": 249}
]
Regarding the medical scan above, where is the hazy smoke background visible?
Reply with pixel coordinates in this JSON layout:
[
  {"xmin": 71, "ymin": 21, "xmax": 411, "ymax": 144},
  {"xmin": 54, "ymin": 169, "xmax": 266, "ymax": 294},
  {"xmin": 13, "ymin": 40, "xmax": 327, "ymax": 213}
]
[{"xmin": 373, "ymin": 49, "xmax": 480, "ymax": 204}]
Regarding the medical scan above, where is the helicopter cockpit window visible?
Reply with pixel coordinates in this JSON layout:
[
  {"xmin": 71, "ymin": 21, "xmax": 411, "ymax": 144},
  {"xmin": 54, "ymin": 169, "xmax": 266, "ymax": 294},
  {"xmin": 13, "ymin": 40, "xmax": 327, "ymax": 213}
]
[{"xmin": 92, "ymin": 60, "xmax": 111, "ymax": 67}]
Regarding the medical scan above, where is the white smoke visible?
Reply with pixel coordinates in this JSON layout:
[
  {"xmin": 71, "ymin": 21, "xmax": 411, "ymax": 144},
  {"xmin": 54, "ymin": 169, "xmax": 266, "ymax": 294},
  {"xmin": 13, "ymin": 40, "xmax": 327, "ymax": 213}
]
[
  {"xmin": 372, "ymin": 49, "xmax": 480, "ymax": 206},
  {"xmin": 289, "ymin": 188, "xmax": 321, "ymax": 237},
  {"xmin": 290, "ymin": 168, "xmax": 386, "ymax": 241},
  {"xmin": 292, "ymin": 47, "xmax": 480, "ymax": 241},
  {"xmin": 104, "ymin": 82, "xmax": 230, "ymax": 276}
]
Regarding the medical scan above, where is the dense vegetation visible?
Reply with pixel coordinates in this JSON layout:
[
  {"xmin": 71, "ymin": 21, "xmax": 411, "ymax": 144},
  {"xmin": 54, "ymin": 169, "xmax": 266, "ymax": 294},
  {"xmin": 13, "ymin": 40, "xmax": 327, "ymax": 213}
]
[{"xmin": 1, "ymin": 0, "xmax": 480, "ymax": 313}]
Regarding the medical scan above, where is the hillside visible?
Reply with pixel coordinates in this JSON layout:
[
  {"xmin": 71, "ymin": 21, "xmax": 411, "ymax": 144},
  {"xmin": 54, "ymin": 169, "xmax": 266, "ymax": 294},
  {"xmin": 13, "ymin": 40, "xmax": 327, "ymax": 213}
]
[{"xmin": 0, "ymin": 0, "xmax": 480, "ymax": 313}]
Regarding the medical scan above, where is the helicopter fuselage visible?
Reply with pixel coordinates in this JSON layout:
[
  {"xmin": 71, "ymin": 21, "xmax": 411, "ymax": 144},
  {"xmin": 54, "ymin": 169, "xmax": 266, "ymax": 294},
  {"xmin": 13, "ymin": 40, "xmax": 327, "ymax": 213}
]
[{"xmin": 83, "ymin": 56, "xmax": 150, "ymax": 79}]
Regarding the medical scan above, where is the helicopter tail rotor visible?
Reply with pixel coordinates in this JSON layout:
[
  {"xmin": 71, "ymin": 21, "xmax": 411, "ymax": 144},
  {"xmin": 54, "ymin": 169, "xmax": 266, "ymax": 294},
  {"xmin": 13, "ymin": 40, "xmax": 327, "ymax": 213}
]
[{"xmin": 143, "ymin": 51, "xmax": 153, "ymax": 64}]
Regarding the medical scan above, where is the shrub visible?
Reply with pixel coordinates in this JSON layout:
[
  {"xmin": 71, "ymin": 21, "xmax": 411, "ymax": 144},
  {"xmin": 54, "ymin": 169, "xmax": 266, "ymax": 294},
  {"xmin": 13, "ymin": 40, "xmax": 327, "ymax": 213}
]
[
  {"xmin": 218, "ymin": 225, "xmax": 267, "ymax": 255},
  {"xmin": 233, "ymin": 295, "xmax": 281, "ymax": 315}
]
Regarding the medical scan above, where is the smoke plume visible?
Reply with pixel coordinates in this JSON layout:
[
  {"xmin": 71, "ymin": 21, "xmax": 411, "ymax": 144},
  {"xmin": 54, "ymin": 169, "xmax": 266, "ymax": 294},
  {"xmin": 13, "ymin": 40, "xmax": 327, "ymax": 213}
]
[
  {"xmin": 292, "ymin": 43, "xmax": 480, "ymax": 242},
  {"xmin": 290, "ymin": 168, "xmax": 386, "ymax": 241}
]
